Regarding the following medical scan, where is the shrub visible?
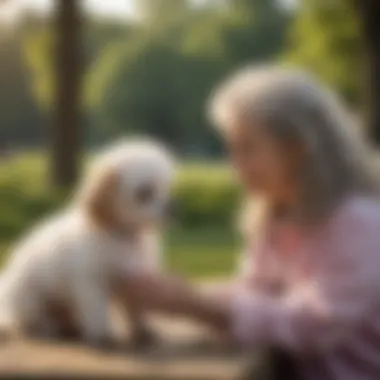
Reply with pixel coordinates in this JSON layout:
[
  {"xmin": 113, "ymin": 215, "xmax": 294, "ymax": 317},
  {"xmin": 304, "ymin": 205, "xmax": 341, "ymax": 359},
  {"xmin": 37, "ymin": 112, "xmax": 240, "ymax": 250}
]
[{"xmin": 175, "ymin": 164, "xmax": 241, "ymax": 227}]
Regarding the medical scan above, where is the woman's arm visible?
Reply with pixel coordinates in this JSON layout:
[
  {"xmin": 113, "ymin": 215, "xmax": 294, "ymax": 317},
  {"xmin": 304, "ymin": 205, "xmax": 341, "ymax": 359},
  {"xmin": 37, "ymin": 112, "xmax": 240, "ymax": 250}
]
[
  {"xmin": 123, "ymin": 273, "xmax": 231, "ymax": 332},
  {"xmin": 121, "ymin": 245, "xmax": 258, "ymax": 333}
]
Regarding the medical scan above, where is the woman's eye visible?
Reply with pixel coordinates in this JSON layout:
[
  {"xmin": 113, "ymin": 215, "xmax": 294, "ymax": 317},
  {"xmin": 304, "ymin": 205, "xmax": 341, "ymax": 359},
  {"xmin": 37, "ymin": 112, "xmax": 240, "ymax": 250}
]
[{"xmin": 135, "ymin": 186, "xmax": 155, "ymax": 204}]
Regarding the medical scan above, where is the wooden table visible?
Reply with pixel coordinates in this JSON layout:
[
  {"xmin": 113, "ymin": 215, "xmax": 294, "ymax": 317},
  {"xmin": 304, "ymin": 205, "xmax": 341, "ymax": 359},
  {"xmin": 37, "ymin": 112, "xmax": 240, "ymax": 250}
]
[{"xmin": 0, "ymin": 314, "xmax": 254, "ymax": 379}]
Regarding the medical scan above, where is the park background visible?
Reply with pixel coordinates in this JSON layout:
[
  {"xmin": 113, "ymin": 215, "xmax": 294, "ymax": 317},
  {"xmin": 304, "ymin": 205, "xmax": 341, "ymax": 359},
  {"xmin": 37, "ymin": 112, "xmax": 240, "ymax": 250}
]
[{"xmin": 0, "ymin": 0, "xmax": 378, "ymax": 279}]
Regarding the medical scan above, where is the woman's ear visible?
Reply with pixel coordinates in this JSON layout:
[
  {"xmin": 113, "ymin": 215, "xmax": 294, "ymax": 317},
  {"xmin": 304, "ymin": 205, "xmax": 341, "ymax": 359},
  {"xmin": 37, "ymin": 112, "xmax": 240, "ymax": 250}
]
[{"xmin": 83, "ymin": 167, "xmax": 119, "ymax": 229}]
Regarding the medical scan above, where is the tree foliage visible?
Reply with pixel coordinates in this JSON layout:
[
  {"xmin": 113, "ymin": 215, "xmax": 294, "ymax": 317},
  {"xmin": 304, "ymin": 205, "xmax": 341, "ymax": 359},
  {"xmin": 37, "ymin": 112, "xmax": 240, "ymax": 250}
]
[
  {"xmin": 0, "ymin": 24, "xmax": 44, "ymax": 145},
  {"xmin": 89, "ymin": 0, "xmax": 291, "ymax": 152},
  {"xmin": 0, "ymin": 0, "xmax": 292, "ymax": 152},
  {"xmin": 286, "ymin": 0, "xmax": 360, "ymax": 103}
]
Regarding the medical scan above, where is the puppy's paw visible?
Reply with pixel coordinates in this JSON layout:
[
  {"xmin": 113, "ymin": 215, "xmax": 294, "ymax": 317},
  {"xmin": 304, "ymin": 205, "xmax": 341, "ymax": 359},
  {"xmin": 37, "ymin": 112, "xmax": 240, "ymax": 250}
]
[
  {"xmin": 0, "ymin": 328, "xmax": 12, "ymax": 345},
  {"xmin": 130, "ymin": 326, "xmax": 159, "ymax": 350}
]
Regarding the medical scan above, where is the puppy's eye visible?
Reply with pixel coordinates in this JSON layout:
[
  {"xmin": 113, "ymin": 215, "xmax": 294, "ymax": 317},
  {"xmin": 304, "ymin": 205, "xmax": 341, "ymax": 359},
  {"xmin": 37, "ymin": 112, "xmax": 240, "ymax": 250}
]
[{"xmin": 135, "ymin": 185, "xmax": 155, "ymax": 204}]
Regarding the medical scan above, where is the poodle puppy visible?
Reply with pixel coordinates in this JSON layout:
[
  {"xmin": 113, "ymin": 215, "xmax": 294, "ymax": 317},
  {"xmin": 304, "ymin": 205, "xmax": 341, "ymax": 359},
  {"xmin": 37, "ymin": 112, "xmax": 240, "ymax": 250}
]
[{"xmin": 0, "ymin": 139, "xmax": 175, "ymax": 348}]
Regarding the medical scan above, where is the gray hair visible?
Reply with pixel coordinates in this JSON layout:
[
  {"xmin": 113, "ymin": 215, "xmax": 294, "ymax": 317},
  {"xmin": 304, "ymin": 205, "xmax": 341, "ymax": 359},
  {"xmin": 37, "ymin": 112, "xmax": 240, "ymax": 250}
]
[{"xmin": 209, "ymin": 66, "xmax": 380, "ymax": 227}]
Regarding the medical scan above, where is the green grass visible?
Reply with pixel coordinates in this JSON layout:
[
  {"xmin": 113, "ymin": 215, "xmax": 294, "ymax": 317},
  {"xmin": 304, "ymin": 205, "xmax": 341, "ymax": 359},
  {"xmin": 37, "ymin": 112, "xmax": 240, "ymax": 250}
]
[{"xmin": 165, "ymin": 227, "xmax": 240, "ymax": 278}]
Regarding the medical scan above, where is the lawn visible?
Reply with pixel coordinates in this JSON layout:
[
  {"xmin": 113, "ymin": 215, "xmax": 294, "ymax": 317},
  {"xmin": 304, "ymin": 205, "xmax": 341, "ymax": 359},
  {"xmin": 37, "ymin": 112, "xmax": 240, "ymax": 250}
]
[
  {"xmin": 165, "ymin": 227, "xmax": 240, "ymax": 278},
  {"xmin": 0, "ymin": 151, "xmax": 242, "ymax": 278}
]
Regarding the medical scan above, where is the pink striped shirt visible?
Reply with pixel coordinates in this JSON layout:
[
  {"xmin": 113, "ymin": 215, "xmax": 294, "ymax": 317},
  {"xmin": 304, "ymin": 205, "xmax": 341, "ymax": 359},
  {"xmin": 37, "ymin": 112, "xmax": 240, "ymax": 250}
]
[{"xmin": 231, "ymin": 195, "xmax": 380, "ymax": 380}]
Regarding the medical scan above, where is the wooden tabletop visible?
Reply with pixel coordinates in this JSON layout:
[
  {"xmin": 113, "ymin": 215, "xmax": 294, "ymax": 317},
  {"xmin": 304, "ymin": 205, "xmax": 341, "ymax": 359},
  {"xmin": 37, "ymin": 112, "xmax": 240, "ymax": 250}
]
[{"xmin": 0, "ymin": 315, "xmax": 253, "ymax": 379}]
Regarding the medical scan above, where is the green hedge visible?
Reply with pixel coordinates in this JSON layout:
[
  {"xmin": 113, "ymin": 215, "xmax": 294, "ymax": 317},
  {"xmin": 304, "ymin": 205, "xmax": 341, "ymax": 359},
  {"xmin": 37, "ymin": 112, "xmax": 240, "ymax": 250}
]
[{"xmin": 0, "ymin": 154, "xmax": 242, "ymax": 242}]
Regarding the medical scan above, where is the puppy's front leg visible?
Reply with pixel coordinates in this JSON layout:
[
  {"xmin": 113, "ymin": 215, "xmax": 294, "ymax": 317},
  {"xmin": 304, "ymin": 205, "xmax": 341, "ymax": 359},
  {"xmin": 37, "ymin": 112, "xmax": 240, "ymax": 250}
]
[
  {"xmin": 72, "ymin": 282, "xmax": 112, "ymax": 350},
  {"xmin": 122, "ymin": 287, "xmax": 157, "ymax": 348}
]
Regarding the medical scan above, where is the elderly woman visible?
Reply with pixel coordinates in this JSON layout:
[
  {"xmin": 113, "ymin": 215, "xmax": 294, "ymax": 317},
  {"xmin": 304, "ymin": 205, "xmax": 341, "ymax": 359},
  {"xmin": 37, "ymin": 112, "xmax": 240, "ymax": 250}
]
[{"xmin": 124, "ymin": 66, "xmax": 380, "ymax": 380}]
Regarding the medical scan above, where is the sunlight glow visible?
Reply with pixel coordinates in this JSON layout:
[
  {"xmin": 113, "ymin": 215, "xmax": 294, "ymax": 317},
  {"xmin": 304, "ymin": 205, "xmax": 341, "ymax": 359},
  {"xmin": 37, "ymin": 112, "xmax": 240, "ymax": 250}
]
[
  {"xmin": 0, "ymin": 1, "xmax": 22, "ymax": 25},
  {"xmin": 0, "ymin": 0, "xmax": 134, "ymax": 24}
]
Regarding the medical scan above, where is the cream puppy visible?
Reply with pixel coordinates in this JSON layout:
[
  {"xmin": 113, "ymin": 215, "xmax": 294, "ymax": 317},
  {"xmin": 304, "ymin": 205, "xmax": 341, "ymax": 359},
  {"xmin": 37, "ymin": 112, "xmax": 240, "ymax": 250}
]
[{"xmin": 0, "ymin": 140, "xmax": 175, "ymax": 348}]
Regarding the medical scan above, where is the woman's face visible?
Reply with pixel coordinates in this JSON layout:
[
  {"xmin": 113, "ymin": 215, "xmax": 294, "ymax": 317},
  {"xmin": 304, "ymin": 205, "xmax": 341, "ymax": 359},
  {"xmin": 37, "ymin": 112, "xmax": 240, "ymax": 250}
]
[{"xmin": 225, "ymin": 121, "xmax": 301, "ymax": 206}]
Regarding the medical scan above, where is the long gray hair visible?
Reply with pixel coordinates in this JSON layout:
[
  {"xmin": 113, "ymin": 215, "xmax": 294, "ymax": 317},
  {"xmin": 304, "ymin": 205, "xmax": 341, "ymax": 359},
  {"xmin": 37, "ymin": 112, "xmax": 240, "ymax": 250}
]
[{"xmin": 209, "ymin": 66, "xmax": 380, "ymax": 230}]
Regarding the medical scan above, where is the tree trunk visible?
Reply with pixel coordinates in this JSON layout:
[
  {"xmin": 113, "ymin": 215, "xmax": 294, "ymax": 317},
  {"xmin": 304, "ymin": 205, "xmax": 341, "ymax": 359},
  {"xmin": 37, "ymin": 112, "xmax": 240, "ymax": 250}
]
[
  {"xmin": 51, "ymin": 0, "xmax": 83, "ymax": 187},
  {"xmin": 354, "ymin": 0, "xmax": 380, "ymax": 145}
]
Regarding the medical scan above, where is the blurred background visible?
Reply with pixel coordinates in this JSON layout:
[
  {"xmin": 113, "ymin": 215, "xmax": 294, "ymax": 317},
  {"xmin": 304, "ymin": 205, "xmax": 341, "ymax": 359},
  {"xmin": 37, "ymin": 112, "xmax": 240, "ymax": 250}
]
[{"xmin": 0, "ymin": 0, "xmax": 378, "ymax": 279}]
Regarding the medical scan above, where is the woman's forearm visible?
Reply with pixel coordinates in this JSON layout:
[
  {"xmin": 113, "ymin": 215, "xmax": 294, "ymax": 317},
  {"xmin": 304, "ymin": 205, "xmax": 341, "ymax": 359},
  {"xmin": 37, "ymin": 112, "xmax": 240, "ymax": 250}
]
[
  {"xmin": 171, "ymin": 281, "xmax": 231, "ymax": 330},
  {"xmin": 123, "ymin": 273, "xmax": 231, "ymax": 332}
]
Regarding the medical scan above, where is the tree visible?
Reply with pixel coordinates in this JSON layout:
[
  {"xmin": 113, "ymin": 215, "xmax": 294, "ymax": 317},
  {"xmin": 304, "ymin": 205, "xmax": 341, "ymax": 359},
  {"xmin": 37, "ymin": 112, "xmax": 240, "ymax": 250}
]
[
  {"xmin": 136, "ymin": 0, "xmax": 190, "ymax": 25},
  {"xmin": 353, "ymin": 0, "xmax": 380, "ymax": 144},
  {"xmin": 90, "ymin": 39, "xmax": 196, "ymax": 146},
  {"xmin": 287, "ymin": 0, "xmax": 380, "ymax": 145},
  {"xmin": 286, "ymin": 0, "xmax": 360, "ymax": 103},
  {"xmin": 12, "ymin": 0, "xmax": 290, "ymax": 155},
  {"xmin": 51, "ymin": 0, "xmax": 83, "ymax": 187},
  {"xmin": 223, "ymin": 0, "xmax": 291, "ymax": 66},
  {"xmin": 89, "ymin": 0, "xmax": 290, "ymax": 154}
]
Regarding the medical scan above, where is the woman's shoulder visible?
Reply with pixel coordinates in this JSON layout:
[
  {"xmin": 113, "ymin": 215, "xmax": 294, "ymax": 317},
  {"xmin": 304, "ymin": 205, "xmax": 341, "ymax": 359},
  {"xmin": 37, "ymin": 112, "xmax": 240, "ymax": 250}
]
[
  {"xmin": 309, "ymin": 194, "xmax": 380, "ymax": 269},
  {"xmin": 338, "ymin": 194, "xmax": 380, "ymax": 223},
  {"xmin": 327, "ymin": 194, "xmax": 380, "ymax": 246}
]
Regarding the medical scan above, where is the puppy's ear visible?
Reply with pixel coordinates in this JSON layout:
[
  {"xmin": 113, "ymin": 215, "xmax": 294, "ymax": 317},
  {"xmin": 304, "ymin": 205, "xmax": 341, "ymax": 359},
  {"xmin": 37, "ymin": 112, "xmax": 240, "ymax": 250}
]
[{"xmin": 82, "ymin": 167, "xmax": 119, "ymax": 229}]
